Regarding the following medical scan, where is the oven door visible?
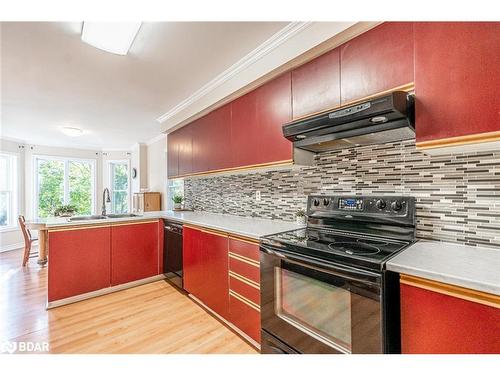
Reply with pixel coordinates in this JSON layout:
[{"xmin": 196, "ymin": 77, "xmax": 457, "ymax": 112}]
[{"xmin": 261, "ymin": 245, "xmax": 383, "ymax": 354}]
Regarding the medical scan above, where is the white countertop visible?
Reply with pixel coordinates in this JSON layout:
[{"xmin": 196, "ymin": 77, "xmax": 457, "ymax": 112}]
[
  {"xmin": 387, "ymin": 240, "xmax": 500, "ymax": 295},
  {"xmin": 29, "ymin": 211, "xmax": 304, "ymax": 240}
]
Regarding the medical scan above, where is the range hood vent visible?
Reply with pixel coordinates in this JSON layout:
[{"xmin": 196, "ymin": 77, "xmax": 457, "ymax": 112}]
[{"xmin": 283, "ymin": 91, "xmax": 415, "ymax": 153}]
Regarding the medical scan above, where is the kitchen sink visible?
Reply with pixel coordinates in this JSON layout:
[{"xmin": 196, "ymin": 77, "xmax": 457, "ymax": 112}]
[
  {"xmin": 68, "ymin": 213, "xmax": 140, "ymax": 221},
  {"xmin": 69, "ymin": 215, "xmax": 107, "ymax": 221},
  {"xmin": 106, "ymin": 213, "xmax": 140, "ymax": 218}
]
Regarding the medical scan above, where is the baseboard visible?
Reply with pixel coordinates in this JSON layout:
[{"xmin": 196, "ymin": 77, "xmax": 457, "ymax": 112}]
[
  {"xmin": 46, "ymin": 274, "xmax": 167, "ymax": 309},
  {"xmin": 0, "ymin": 242, "xmax": 24, "ymax": 253}
]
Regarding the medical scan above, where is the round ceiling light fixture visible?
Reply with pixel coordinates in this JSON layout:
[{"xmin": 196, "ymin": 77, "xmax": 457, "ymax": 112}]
[{"xmin": 61, "ymin": 126, "xmax": 84, "ymax": 137}]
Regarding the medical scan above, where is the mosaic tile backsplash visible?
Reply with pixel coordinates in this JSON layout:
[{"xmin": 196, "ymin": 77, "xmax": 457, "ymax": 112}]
[{"xmin": 184, "ymin": 140, "xmax": 500, "ymax": 249}]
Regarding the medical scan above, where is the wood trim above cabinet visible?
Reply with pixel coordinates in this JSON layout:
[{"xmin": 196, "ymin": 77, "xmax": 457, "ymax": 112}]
[
  {"xmin": 415, "ymin": 130, "xmax": 500, "ymax": 151},
  {"xmin": 400, "ymin": 274, "xmax": 500, "ymax": 309},
  {"xmin": 183, "ymin": 224, "xmax": 228, "ymax": 238},
  {"xmin": 228, "ymin": 251, "xmax": 260, "ymax": 267},
  {"xmin": 229, "ymin": 290, "xmax": 261, "ymax": 312}
]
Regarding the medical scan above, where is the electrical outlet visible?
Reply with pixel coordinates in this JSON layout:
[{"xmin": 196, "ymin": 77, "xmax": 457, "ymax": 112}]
[{"xmin": 255, "ymin": 190, "xmax": 261, "ymax": 201}]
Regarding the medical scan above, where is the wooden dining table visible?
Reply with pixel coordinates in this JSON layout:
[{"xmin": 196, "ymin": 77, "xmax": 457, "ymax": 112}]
[{"xmin": 25, "ymin": 221, "xmax": 49, "ymax": 265}]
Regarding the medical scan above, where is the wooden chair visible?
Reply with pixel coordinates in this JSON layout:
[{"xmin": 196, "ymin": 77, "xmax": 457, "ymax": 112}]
[{"xmin": 19, "ymin": 215, "xmax": 39, "ymax": 266}]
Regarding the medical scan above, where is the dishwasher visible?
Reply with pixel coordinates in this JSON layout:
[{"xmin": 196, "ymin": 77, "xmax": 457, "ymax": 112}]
[{"xmin": 163, "ymin": 221, "xmax": 183, "ymax": 289}]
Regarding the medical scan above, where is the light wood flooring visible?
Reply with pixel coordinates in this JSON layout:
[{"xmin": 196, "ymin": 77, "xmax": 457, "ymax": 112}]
[{"xmin": 0, "ymin": 249, "xmax": 257, "ymax": 354}]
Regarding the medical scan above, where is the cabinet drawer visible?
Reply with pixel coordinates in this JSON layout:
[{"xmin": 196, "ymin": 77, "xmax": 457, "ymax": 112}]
[
  {"xmin": 229, "ymin": 272, "xmax": 260, "ymax": 306},
  {"xmin": 229, "ymin": 293, "xmax": 261, "ymax": 344},
  {"xmin": 228, "ymin": 237, "xmax": 260, "ymax": 262},
  {"xmin": 229, "ymin": 254, "xmax": 260, "ymax": 285}
]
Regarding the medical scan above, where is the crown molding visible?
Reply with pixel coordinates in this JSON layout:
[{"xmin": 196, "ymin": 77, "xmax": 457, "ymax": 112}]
[{"xmin": 156, "ymin": 22, "xmax": 312, "ymax": 124}]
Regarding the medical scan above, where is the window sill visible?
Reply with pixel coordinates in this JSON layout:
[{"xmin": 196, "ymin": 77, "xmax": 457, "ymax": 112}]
[{"xmin": 0, "ymin": 226, "xmax": 20, "ymax": 233}]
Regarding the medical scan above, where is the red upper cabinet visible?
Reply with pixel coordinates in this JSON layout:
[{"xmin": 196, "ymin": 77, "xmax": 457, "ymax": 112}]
[
  {"xmin": 340, "ymin": 22, "xmax": 414, "ymax": 104},
  {"xmin": 414, "ymin": 22, "xmax": 500, "ymax": 144},
  {"xmin": 111, "ymin": 221, "xmax": 160, "ymax": 286},
  {"xmin": 206, "ymin": 104, "xmax": 233, "ymax": 171},
  {"xmin": 48, "ymin": 226, "xmax": 111, "ymax": 302},
  {"xmin": 400, "ymin": 278, "xmax": 500, "ymax": 354},
  {"xmin": 231, "ymin": 90, "xmax": 259, "ymax": 167},
  {"xmin": 177, "ymin": 124, "xmax": 193, "ymax": 176},
  {"xmin": 255, "ymin": 72, "xmax": 293, "ymax": 164},
  {"xmin": 231, "ymin": 72, "xmax": 293, "ymax": 167},
  {"xmin": 167, "ymin": 131, "xmax": 179, "ymax": 178},
  {"xmin": 292, "ymin": 48, "xmax": 341, "ymax": 119}
]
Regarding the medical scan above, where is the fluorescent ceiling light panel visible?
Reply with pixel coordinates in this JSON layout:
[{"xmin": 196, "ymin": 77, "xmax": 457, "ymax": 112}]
[
  {"xmin": 81, "ymin": 22, "xmax": 142, "ymax": 55},
  {"xmin": 61, "ymin": 126, "xmax": 84, "ymax": 137}
]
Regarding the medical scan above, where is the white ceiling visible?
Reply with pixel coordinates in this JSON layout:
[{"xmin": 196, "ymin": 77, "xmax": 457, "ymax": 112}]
[{"xmin": 0, "ymin": 21, "xmax": 289, "ymax": 149}]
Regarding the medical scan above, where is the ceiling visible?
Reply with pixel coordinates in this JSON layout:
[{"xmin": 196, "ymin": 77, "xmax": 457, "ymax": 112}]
[{"xmin": 0, "ymin": 21, "xmax": 289, "ymax": 149}]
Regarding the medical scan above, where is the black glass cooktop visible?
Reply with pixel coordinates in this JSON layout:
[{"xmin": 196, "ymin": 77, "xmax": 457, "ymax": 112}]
[{"xmin": 261, "ymin": 227, "xmax": 411, "ymax": 271}]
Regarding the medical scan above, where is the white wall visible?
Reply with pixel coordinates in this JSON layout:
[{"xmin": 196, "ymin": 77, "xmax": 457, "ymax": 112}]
[{"xmin": 146, "ymin": 135, "xmax": 167, "ymax": 210}]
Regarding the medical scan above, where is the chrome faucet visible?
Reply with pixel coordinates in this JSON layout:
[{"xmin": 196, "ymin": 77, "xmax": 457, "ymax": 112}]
[{"xmin": 102, "ymin": 188, "xmax": 111, "ymax": 216}]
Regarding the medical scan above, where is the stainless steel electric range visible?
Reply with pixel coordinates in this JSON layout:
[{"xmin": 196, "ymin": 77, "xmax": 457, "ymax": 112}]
[{"xmin": 260, "ymin": 195, "xmax": 416, "ymax": 354}]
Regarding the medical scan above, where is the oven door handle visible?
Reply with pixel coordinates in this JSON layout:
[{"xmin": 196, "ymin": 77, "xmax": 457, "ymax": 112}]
[{"xmin": 260, "ymin": 244, "xmax": 381, "ymax": 285}]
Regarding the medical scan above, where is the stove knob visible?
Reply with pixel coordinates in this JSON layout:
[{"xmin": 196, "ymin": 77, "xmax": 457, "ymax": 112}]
[
  {"xmin": 323, "ymin": 198, "xmax": 330, "ymax": 206},
  {"xmin": 313, "ymin": 199, "xmax": 320, "ymax": 207},
  {"xmin": 391, "ymin": 200, "xmax": 403, "ymax": 211},
  {"xmin": 376, "ymin": 199, "xmax": 386, "ymax": 210}
]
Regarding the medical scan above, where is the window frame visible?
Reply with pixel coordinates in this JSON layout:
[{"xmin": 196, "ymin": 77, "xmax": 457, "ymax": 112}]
[
  {"xmin": 107, "ymin": 159, "xmax": 131, "ymax": 214},
  {"xmin": 33, "ymin": 154, "xmax": 97, "ymax": 218},
  {"xmin": 0, "ymin": 152, "xmax": 19, "ymax": 232}
]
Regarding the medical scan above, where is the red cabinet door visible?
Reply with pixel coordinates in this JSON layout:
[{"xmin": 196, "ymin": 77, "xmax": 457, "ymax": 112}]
[
  {"xmin": 111, "ymin": 221, "xmax": 159, "ymax": 286},
  {"xmin": 199, "ymin": 229, "xmax": 229, "ymax": 319},
  {"xmin": 414, "ymin": 22, "xmax": 500, "ymax": 143},
  {"xmin": 255, "ymin": 72, "xmax": 293, "ymax": 164},
  {"xmin": 400, "ymin": 281, "xmax": 500, "ymax": 354},
  {"xmin": 292, "ymin": 47, "xmax": 341, "ymax": 119},
  {"xmin": 231, "ymin": 90, "xmax": 259, "ymax": 168},
  {"xmin": 167, "ymin": 131, "xmax": 179, "ymax": 178},
  {"xmin": 231, "ymin": 72, "xmax": 292, "ymax": 168},
  {"xmin": 229, "ymin": 294, "xmax": 261, "ymax": 343},
  {"xmin": 206, "ymin": 104, "xmax": 233, "ymax": 171},
  {"xmin": 177, "ymin": 123, "xmax": 193, "ymax": 176},
  {"xmin": 48, "ymin": 226, "xmax": 111, "ymax": 302},
  {"xmin": 340, "ymin": 22, "xmax": 414, "ymax": 104},
  {"xmin": 183, "ymin": 227, "xmax": 229, "ymax": 319}
]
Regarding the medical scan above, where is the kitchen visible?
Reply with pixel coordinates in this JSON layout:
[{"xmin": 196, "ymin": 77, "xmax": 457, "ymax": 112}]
[{"xmin": 1, "ymin": 2, "xmax": 499, "ymax": 373}]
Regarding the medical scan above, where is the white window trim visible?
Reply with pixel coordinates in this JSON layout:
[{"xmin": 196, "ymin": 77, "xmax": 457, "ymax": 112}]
[
  {"xmin": 107, "ymin": 159, "xmax": 131, "ymax": 214},
  {"xmin": 33, "ymin": 154, "xmax": 97, "ymax": 218},
  {"xmin": 0, "ymin": 152, "xmax": 19, "ymax": 232}
]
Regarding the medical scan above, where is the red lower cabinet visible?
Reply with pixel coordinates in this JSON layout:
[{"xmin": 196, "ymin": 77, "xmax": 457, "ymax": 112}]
[
  {"xmin": 400, "ymin": 276, "xmax": 500, "ymax": 354},
  {"xmin": 228, "ymin": 237, "xmax": 261, "ymax": 344},
  {"xmin": 183, "ymin": 226, "xmax": 229, "ymax": 320},
  {"xmin": 48, "ymin": 226, "xmax": 111, "ymax": 302},
  {"xmin": 111, "ymin": 221, "xmax": 160, "ymax": 286}
]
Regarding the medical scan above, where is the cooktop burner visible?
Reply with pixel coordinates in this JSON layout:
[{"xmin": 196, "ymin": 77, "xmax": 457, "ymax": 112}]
[{"xmin": 262, "ymin": 227, "xmax": 411, "ymax": 271}]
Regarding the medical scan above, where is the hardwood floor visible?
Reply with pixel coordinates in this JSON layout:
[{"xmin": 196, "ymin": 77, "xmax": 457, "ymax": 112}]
[{"xmin": 0, "ymin": 249, "xmax": 257, "ymax": 354}]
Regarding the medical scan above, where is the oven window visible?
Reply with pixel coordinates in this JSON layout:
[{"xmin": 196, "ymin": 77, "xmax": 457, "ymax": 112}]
[{"xmin": 275, "ymin": 267, "xmax": 352, "ymax": 352}]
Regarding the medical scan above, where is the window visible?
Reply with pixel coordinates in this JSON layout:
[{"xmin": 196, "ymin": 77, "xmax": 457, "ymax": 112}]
[
  {"xmin": 109, "ymin": 161, "xmax": 129, "ymax": 214},
  {"xmin": 167, "ymin": 178, "xmax": 184, "ymax": 210},
  {"xmin": 34, "ymin": 156, "xmax": 96, "ymax": 217},
  {"xmin": 0, "ymin": 153, "xmax": 18, "ymax": 229}
]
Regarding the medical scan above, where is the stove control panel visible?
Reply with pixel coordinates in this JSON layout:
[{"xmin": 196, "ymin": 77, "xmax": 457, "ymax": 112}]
[{"xmin": 307, "ymin": 195, "xmax": 415, "ymax": 225}]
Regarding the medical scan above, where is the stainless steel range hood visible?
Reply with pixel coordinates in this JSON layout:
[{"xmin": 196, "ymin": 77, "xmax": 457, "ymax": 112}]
[{"xmin": 283, "ymin": 91, "xmax": 415, "ymax": 153}]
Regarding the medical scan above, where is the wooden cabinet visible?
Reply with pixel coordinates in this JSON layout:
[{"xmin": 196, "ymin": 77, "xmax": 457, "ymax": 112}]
[
  {"xmin": 48, "ymin": 226, "xmax": 111, "ymax": 302},
  {"xmin": 133, "ymin": 192, "xmax": 161, "ymax": 212},
  {"xmin": 340, "ymin": 22, "xmax": 414, "ymax": 104},
  {"xmin": 414, "ymin": 22, "xmax": 500, "ymax": 146},
  {"xmin": 291, "ymin": 47, "xmax": 341, "ymax": 119},
  {"xmin": 111, "ymin": 221, "xmax": 160, "ymax": 286},
  {"xmin": 205, "ymin": 104, "xmax": 233, "ymax": 172},
  {"xmin": 177, "ymin": 123, "xmax": 193, "ymax": 176},
  {"xmin": 400, "ymin": 275, "xmax": 500, "ymax": 354},
  {"xmin": 166, "ymin": 131, "xmax": 179, "ymax": 178},
  {"xmin": 228, "ymin": 237, "xmax": 261, "ymax": 343},
  {"xmin": 183, "ymin": 226, "xmax": 229, "ymax": 319},
  {"xmin": 231, "ymin": 73, "xmax": 292, "ymax": 167}
]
